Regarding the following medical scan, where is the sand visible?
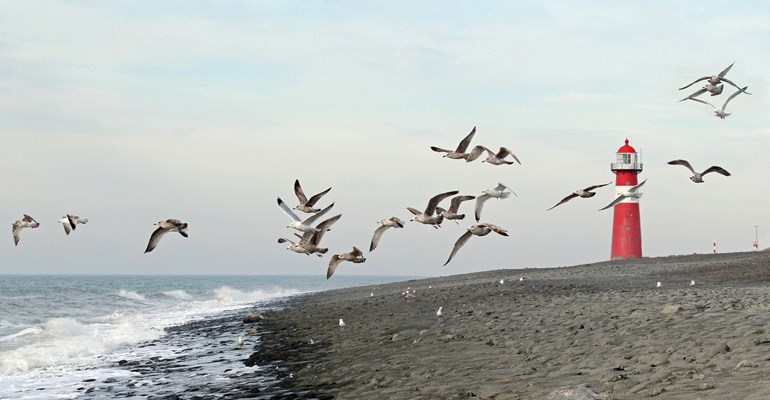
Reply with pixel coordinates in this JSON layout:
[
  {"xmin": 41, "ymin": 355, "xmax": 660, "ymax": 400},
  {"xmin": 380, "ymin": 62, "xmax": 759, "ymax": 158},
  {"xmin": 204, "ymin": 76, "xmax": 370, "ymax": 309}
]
[{"xmin": 253, "ymin": 252, "xmax": 770, "ymax": 399}]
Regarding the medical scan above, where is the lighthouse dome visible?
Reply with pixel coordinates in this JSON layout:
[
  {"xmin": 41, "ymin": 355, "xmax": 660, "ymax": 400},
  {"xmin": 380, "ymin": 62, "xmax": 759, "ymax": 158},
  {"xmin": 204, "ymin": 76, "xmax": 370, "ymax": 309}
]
[{"xmin": 617, "ymin": 138, "xmax": 636, "ymax": 154}]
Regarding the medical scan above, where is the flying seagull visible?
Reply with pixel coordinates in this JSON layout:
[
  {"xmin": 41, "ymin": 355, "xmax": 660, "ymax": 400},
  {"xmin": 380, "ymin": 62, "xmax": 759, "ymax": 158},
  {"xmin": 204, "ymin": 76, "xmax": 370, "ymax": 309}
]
[
  {"xmin": 277, "ymin": 198, "xmax": 334, "ymax": 233},
  {"xmin": 293, "ymin": 179, "xmax": 332, "ymax": 213},
  {"xmin": 667, "ymin": 159, "xmax": 730, "ymax": 183},
  {"xmin": 599, "ymin": 179, "xmax": 647, "ymax": 211},
  {"xmin": 444, "ymin": 223, "xmax": 508, "ymax": 266},
  {"xmin": 407, "ymin": 190, "xmax": 459, "ymax": 228},
  {"xmin": 369, "ymin": 217, "xmax": 404, "ymax": 251},
  {"xmin": 475, "ymin": 183, "xmax": 516, "ymax": 222},
  {"xmin": 58, "ymin": 214, "xmax": 89, "ymax": 235},
  {"xmin": 678, "ymin": 62, "xmax": 747, "ymax": 94},
  {"xmin": 466, "ymin": 146, "xmax": 521, "ymax": 165},
  {"xmin": 327, "ymin": 246, "xmax": 366, "ymax": 279},
  {"xmin": 145, "ymin": 219, "xmax": 188, "ymax": 253},
  {"xmin": 12, "ymin": 214, "xmax": 40, "ymax": 246},
  {"xmin": 430, "ymin": 126, "xmax": 477, "ymax": 160},
  {"xmin": 547, "ymin": 182, "xmax": 612, "ymax": 210},
  {"xmin": 437, "ymin": 195, "xmax": 476, "ymax": 223},
  {"xmin": 278, "ymin": 214, "xmax": 342, "ymax": 256},
  {"xmin": 683, "ymin": 86, "xmax": 749, "ymax": 119}
]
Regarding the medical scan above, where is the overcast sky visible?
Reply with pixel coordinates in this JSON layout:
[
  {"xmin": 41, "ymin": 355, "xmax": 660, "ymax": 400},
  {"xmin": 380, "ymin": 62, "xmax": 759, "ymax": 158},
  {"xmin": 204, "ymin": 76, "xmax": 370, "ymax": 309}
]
[{"xmin": 1, "ymin": 1, "xmax": 769, "ymax": 276}]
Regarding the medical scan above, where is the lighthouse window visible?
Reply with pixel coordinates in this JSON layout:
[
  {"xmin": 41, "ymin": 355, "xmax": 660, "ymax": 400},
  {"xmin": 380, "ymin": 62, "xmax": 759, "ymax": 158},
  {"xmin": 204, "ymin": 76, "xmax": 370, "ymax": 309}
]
[{"xmin": 619, "ymin": 154, "xmax": 631, "ymax": 164}]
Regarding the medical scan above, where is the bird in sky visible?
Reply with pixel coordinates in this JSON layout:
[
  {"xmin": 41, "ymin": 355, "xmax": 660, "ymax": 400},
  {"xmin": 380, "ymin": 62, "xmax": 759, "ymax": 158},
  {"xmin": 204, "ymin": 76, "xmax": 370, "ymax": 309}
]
[
  {"xmin": 145, "ymin": 219, "xmax": 188, "ymax": 253},
  {"xmin": 444, "ymin": 223, "xmax": 509, "ymax": 266},
  {"xmin": 667, "ymin": 159, "xmax": 730, "ymax": 183},
  {"xmin": 327, "ymin": 246, "xmax": 366, "ymax": 279},
  {"xmin": 430, "ymin": 126, "xmax": 477, "ymax": 160},
  {"xmin": 437, "ymin": 195, "xmax": 476, "ymax": 224},
  {"xmin": 475, "ymin": 183, "xmax": 516, "ymax": 222},
  {"xmin": 369, "ymin": 216, "xmax": 404, "ymax": 252},
  {"xmin": 278, "ymin": 214, "xmax": 342, "ymax": 256},
  {"xmin": 292, "ymin": 179, "xmax": 332, "ymax": 213},
  {"xmin": 277, "ymin": 198, "xmax": 334, "ymax": 233},
  {"xmin": 599, "ymin": 179, "xmax": 647, "ymax": 211},
  {"xmin": 547, "ymin": 182, "xmax": 612, "ymax": 210},
  {"xmin": 407, "ymin": 190, "xmax": 459, "ymax": 228},
  {"xmin": 683, "ymin": 86, "xmax": 750, "ymax": 119},
  {"xmin": 12, "ymin": 214, "xmax": 40, "ymax": 246},
  {"xmin": 466, "ymin": 145, "xmax": 521, "ymax": 165},
  {"xmin": 58, "ymin": 214, "xmax": 89, "ymax": 235},
  {"xmin": 678, "ymin": 62, "xmax": 747, "ymax": 96}
]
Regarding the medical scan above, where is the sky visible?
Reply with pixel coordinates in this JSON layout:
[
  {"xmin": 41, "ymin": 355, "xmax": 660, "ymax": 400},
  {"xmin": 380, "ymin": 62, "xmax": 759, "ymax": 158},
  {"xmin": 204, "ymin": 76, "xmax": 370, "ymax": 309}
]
[{"xmin": 1, "ymin": 1, "xmax": 769, "ymax": 276}]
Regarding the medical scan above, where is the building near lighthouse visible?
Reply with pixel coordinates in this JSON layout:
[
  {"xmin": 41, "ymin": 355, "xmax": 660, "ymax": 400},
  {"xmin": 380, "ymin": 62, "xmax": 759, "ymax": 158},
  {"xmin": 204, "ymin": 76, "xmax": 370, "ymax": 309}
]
[{"xmin": 610, "ymin": 139, "xmax": 643, "ymax": 260}]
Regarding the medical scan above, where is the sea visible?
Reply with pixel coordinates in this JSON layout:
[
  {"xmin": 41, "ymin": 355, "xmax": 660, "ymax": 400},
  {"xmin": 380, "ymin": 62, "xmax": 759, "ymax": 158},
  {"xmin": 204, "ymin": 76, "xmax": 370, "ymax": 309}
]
[{"xmin": 0, "ymin": 274, "xmax": 416, "ymax": 399}]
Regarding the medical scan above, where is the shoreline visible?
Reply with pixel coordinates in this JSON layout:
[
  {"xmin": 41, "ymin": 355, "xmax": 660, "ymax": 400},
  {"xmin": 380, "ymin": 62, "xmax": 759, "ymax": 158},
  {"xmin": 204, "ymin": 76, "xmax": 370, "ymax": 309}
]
[{"xmin": 252, "ymin": 251, "xmax": 770, "ymax": 399}]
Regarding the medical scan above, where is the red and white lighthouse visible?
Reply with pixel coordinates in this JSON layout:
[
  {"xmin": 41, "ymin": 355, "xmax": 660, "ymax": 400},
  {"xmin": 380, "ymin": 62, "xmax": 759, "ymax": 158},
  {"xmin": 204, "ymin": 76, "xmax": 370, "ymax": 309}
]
[{"xmin": 610, "ymin": 139, "xmax": 643, "ymax": 260}]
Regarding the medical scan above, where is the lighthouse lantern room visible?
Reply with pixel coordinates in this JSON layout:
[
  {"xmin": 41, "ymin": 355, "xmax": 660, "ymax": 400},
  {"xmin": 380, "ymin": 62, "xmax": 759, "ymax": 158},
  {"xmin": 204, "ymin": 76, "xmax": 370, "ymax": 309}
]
[{"xmin": 610, "ymin": 139, "xmax": 643, "ymax": 260}]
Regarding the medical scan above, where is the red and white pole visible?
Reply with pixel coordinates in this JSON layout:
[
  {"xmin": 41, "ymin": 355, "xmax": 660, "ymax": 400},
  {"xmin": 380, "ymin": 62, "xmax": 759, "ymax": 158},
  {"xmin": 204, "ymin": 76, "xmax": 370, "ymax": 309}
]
[{"xmin": 610, "ymin": 139, "xmax": 643, "ymax": 260}]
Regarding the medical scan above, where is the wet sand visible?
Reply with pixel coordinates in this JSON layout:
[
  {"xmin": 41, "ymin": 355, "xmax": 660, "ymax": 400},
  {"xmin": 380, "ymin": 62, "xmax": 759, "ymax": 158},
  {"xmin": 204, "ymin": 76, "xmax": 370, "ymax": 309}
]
[{"xmin": 254, "ymin": 251, "xmax": 770, "ymax": 399}]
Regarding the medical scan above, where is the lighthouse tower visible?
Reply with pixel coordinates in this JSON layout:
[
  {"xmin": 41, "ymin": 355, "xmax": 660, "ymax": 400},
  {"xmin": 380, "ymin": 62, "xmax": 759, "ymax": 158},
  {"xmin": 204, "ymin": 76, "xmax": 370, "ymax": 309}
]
[{"xmin": 610, "ymin": 139, "xmax": 643, "ymax": 260}]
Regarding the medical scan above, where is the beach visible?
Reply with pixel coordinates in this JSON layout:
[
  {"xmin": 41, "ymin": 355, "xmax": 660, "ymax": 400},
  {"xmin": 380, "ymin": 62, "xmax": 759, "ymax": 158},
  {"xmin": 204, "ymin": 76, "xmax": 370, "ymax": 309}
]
[{"xmin": 253, "ymin": 251, "xmax": 770, "ymax": 399}]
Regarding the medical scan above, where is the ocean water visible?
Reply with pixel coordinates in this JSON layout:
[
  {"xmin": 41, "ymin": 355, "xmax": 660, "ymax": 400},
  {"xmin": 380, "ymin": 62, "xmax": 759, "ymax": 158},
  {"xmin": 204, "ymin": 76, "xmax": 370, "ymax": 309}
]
[{"xmin": 0, "ymin": 274, "xmax": 416, "ymax": 399}]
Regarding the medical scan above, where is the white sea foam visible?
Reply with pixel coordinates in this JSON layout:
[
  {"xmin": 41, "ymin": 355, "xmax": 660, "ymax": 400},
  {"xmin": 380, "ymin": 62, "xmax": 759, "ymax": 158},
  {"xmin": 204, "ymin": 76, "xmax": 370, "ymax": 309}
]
[
  {"xmin": 117, "ymin": 289, "xmax": 146, "ymax": 302},
  {"xmin": 162, "ymin": 290, "xmax": 193, "ymax": 301},
  {"xmin": 0, "ymin": 327, "xmax": 43, "ymax": 343},
  {"xmin": 213, "ymin": 286, "xmax": 300, "ymax": 304}
]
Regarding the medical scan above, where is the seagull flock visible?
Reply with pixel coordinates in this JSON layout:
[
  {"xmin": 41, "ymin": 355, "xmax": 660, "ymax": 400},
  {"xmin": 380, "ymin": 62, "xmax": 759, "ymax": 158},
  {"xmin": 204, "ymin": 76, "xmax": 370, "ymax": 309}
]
[{"xmin": 9, "ymin": 63, "xmax": 744, "ymax": 278}]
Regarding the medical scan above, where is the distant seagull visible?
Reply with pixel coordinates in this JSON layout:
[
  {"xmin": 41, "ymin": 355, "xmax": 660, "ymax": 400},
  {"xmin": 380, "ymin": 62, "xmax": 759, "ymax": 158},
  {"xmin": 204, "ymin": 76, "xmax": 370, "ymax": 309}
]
[
  {"xmin": 689, "ymin": 279, "xmax": 696, "ymax": 287},
  {"xmin": 656, "ymin": 281, "xmax": 662, "ymax": 288},
  {"xmin": 444, "ymin": 223, "xmax": 508, "ymax": 266},
  {"xmin": 683, "ymin": 86, "xmax": 749, "ymax": 119},
  {"xmin": 293, "ymin": 179, "xmax": 332, "ymax": 213},
  {"xmin": 339, "ymin": 318, "xmax": 346, "ymax": 329},
  {"xmin": 58, "ymin": 214, "xmax": 88, "ymax": 235},
  {"xmin": 519, "ymin": 277, "xmax": 524, "ymax": 282},
  {"xmin": 144, "ymin": 219, "xmax": 188, "ymax": 253},
  {"xmin": 327, "ymin": 246, "xmax": 366, "ymax": 279},
  {"xmin": 12, "ymin": 214, "xmax": 40, "ymax": 246},
  {"xmin": 437, "ymin": 195, "xmax": 476, "ymax": 223},
  {"xmin": 278, "ymin": 214, "xmax": 341, "ymax": 256},
  {"xmin": 277, "ymin": 198, "xmax": 334, "ymax": 233},
  {"xmin": 475, "ymin": 183, "xmax": 516, "ymax": 222},
  {"xmin": 436, "ymin": 307, "xmax": 444, "ymax": 321},
  {"xmin": 370, "ymin": 292, "xmax": 374, "ymax": 297},
  {"xmin": 678, "ymin": 62, "xmax": 747, "ymax": 96},
  {"xmin": 499, "ymin": 279, "xmax": 504, "ymax": 284},
  {"xmin": 369, "ymin": 217, "xmax": 405, "ymax": 251},
  {"xmin": 599, "ymin": 179, "xmax": 647, "ymax": 211},
  {"xmin": 237, "ymin": 336, "xmax": 244, "ymax": 348},
  {"xmin": 667, "ymin": 159, "xmax": 730, "ymax": 183},
  {"xmin": 547, "ymin": 182, "xmax": 612, "ymax": 210},
  {"xmin": 407, "ymin": 190, "xmax": 459, "ymax": 228},
  {"xmin": 430, "ymin": 126, "xmax": 477, "ymax": 160},
  {"xmin": 466, "ymin": 146, "xmax": 521, "ymax": 165}
]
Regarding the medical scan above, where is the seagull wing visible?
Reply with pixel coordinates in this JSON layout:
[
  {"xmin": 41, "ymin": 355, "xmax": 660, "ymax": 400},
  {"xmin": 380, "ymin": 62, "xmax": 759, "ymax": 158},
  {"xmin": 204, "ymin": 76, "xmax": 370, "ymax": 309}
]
[
  {"xmin": 629, "ymin": 179, "xmax": 647, "ymax": 192},
  {"xmin": 599, "ymin": 195, "xmax": 626, "ymax": 211},
  {"xmin": 277, "ymin": 198, "xmax": 301, "ymax": 222},
  {"xmin": 483, "ymin": 223, "xmax": 509, "ymax": 236},
  {"xmin": 327, "ymin": 255, "xmax": 344, "ymax": 279},
  {"xmin": 496, "ymin": 147, "xmax": 521, "ymax": 164},
  {"xmin": 66, "ymin": 215, "xmax": 77, "ymax": 231},
  {"xmin": 678, "ymin": 76, "xmax": 709, "ymax": 90},
  {"xmin": 719, "ymin": 77, "xmax": 743, "ymax": 91},
  {"xmin": 455, "ymin": 126, "xmax": 476, "ymax": 153},
  {"xmin": 679, "ymin": 87, "xmax": 707, "ymax": 102},
  {"xmin": 444, "ymin": 230, "xmax": 473, "ymax": 266},
  {"xmin": 406, "ymin": 207, "xmax": 422, "ymax": 216},
  {"xmin": 430, "ymin": 146, "xmax": 451, "ymax": 154},
  {"xmin": 301, "ymin": 202, "xmax": 335, "ymax": 226},
  {"xmin": 466, "ymin": 145, "xmax": 492, "ymax": 162},
  {"xmin": 12, "ymin": 223, "xmax": 21, "ymax": 246},
  {"xmin": 351, "ymin": 246, "xmax": 364, "ymax": 257},
  {"xmin": 667, "ymin": 159, "xmax": 696, "ymax": 175},
  {"xmin": 305, "ymin": 186, "xmax": 332, "ymax": 207},
  {"xmin": 583, "ymin": 182, "xmax": 613, "ymax": 192},
  {"xmin": 448, "ymin": 195, "xmax": 476, "ymax": 213},
  {"xmin": 685, "ymin": 96, "xmax": 716, "ymax": 109},
  {"xmin": 61, "ymin": 219, "xmax": 72, "ymax": 235},
  {"xmin": 702, "ymin": 166, "xmax": 731, "ymax": 177},
  {"xmin": 293, "ymin": 179, "xmax": 308, "ymax": 204},
  {"xmin": 424, "ymin": 190, "xmax": 460, "ymax": 215},
  {"xmin": 474, "ymin": 194, "xmax": 491, "ymax": 222},
  {"xmin": 721, "ymin": 86, "xmax": 748, "ymax": 113},
  {"xmin": 547, "ymin": 193, "xmax": 579, "ymax": 210},
  {"xmin": 145, "ymin": 227, "xmax": 170, "ymax": 253},
  {"xmin": 277, "ymin": 237, "xmax": 297, "ymax": 245},
  {"xmin": 310, "ymin": 214, "xmax": 342, "ymax": 245},
  {"xmin": 717, "ymin": 62, "xmax": 734, "ymax": 78},
  {"xmin": 370, "ymin": 224, "xmax": 392, "ymax": 252}
]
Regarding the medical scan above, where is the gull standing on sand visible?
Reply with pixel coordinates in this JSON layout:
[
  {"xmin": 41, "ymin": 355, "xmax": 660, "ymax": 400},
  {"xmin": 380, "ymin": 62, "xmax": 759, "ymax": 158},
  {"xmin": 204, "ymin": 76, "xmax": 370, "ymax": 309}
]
[
  {"xmin": 436, "ymin": 307, "xmax": 444, "ymax": 322},
  {"xmin": 292, "ymin": 179, "xmax": 332, "ymax": 213},
  {"xmin": 467, "ymin": 145, "xmax": 521, "ymax": 165},
  {"xmin": 475, "ymin": 183, "xmax": 516, "ymax": 222},
  {"xmin": 278, "ymin": 214, "xmax": 342, "ymax": 257},
  {"xmin": 237, "ymin": 336, "xmax": 244, "ymax": 348},
  {"xmin": 12, "ymin": 214, "xmax": 40, "ymax": 246},
  {"xmin": 667, "ymin": 159, "xmax": 730, "ymax": 183},
  {"xmin": 369, "ymin": 216, "xmax": 405, "ymax": 251},
  {"xmin": 656, "ymin": 281, "xmax": 662, "ymax": 288},
  {"xmin": 58, "ymin": 214, "xmax": 88, "ymax": 235},
  {"xmin": 277, "ymin": 198, "xmax": 334, "ymax": 233},
  {"xmin": 339, "ymin": 319, "xmax": 346, "ymax": 330},
  {"xmin": 499, "ymin": 279, "xmax": 504, "ymax": 284},
  {"xmin": 547, "ymin": 182, "xmax": 612, "ymax": 210},
  {"xmin": 683, "ymin": 86, "xmax": 750, "ymax": 119},
  {"xmin": 690, "ymin": 280, "xmax": 696, "ymax": 287},
  {"xmin": 327, "ymin": 246, "xmax": 366, "ymax": 279},
  {"xmin": 444, "ymin": 223, "xmax": 509, "ymax": 266},
  {"xmin": 430, "ymin": 126, "xmax": 477, "ymax": 160},
  {"xmin": 599, "ymin": 179, "xmax": 647, "ymax": 211},
  {"xmin": 437, "ymin": 195, "xmax": 476, "ymax": 223},
  {"xmin": 145, "ymin": 219, "xmax": 188, "ymax": 253},
  {"xmin": 678, "ymin": 62, "xmax": 747, "ymax": 99},
  {"xmin": 407, "ymin": 190, "xmax": 459, "ymax": 228}
]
